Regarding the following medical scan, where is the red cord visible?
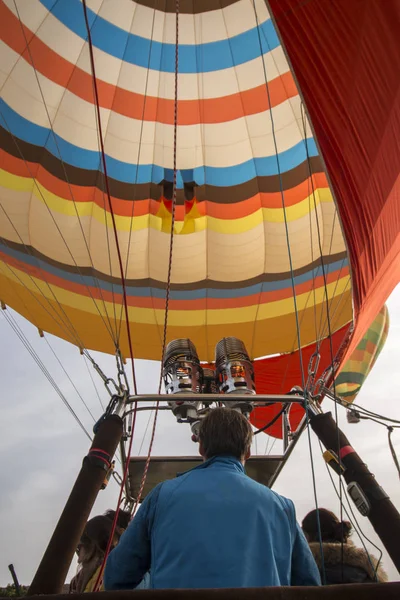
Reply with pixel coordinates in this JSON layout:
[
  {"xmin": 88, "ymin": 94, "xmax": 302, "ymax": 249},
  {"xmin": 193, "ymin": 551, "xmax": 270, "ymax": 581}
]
[
  {"xmin": 84, "ymin": 0, "xmax": 180, "ymax": 587},
  {"xmin": 92, "ymin": 418, "xmax": 136, "ymax": 591},
  {"xmin": 81, "ymin": 0, "xmax": 140, "ymax": 590},
  {"xmin": 131, "ymin": 0, "xmax": 180, "ymax": 518},
  {"xmin": 82, "ymin": 0, "xmax": 137, "ymax": 396}
]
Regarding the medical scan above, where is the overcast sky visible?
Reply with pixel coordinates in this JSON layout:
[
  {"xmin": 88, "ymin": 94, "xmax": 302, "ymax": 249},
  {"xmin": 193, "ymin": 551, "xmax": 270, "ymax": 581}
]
[{"xmin": 0, "ymin": 285, "xmax": 399, "ymax": 586}]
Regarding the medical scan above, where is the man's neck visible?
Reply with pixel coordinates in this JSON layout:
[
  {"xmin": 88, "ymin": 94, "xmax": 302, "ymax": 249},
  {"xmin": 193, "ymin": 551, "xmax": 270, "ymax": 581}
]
[{"xmin": 202, "ymin": 454, "xmax": 246, "ymax": 466}]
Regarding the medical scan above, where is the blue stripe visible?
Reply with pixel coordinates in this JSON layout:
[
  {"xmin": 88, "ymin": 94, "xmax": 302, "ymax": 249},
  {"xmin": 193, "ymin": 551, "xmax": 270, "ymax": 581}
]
[
  {"xmin": 39, "ymin": 0, "xmax": 279, "ymax": 73},
  {"xmin": 0, "ymin": 241, "xmax": 348, "ymax": 301},
  {"xmin": 0, "ymin": 100, "xmax": 319, "ymax": 187}
]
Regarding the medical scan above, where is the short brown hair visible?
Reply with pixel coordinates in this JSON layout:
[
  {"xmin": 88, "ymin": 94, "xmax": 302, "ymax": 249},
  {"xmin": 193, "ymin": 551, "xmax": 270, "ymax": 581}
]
[{"xmin": 199, "ymin": 407, "xmax": 253, "ymax": 460}]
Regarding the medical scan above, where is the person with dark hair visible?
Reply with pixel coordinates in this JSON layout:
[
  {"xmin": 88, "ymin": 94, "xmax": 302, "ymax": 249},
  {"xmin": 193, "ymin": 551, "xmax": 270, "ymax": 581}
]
[
  {"xmin": 301, "ymin": 508, "xmax": 388, "ymax": 584},
  {"xmin": 104, "ymin": 407, "xmax": 321, "ymax": 590},
  {"xmin": 104, "ymin": 509, "xmax": 131, "ymax": 535},
  {"xmin": 103, "ymin": 508, "xmax": 150, "ymax": 591},
  {"xmin": 69, "ymin": 516, "xmax": 121, "ymax": 593}
]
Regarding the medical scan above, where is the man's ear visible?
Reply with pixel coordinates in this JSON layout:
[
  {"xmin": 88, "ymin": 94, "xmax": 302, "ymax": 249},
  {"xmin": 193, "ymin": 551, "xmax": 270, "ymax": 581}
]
[{"xmin": 244, "ymin": 447, "xmax": 251, "ymax": 461}]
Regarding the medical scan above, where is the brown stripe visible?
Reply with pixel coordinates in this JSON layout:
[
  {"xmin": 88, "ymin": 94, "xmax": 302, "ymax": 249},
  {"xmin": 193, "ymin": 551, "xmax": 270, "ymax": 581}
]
[
  {"xmin": 133, "ymin": 0, "xmax": 240, "ymax": 14},
  {"xmin": 0, "ymin": 125, "xmax": 323, "ymax": 204},
  {"xmin": 1, "ymin": 237, "xmax": 348, "ymax": 291}
]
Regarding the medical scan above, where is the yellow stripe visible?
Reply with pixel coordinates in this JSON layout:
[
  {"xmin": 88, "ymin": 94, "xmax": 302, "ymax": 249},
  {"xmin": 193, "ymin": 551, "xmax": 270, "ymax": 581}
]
[
  {"xmin": 2, "ymin": 261, "xmax": 351, "ymax": 326},
  {"xmin": 0, "ymin": 169, "xmax": 334, "ymax": 234}
]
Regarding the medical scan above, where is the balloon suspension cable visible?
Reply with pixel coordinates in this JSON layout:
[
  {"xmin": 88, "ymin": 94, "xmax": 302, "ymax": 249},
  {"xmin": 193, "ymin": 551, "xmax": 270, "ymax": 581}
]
[
  {"xmin": 252, "ymin": 0, "xmax": 327, "ymax": 580},
  {"xmin": 388, "ymin": 427, "xmax": 400, "ymax": 480},
  {"xmin": 90, "ymin": 0, "xmax": 181, "ymax": 591},
  {"xmin": 300, "ymin": 96, "xmax": 346, "ymax": 572},
  {"xmin": 318, "ymin": 439, "xmax": 383, "ymax": 582},
  {"xmin": 130, "ymin": 0, "xmax": 181, "ymax": 520},
  {"xmin": 323, "ymin": 388, "xmax": 400, "ymax": 425},
  {"xmin": 81, "ymin": 0, "xmax": 138, "ymax": 397},
  {"xmin": 84, "ymin": 351, "xmax": 123, "ymax": 399},
  {"xmin": 1, "ymin": 309, "xmax": 93, "ymax": 442},
  {"xmin": 81, "ymin": 1, "xmax": 142, "ymax": 591},
  {"xmin": 329, "ymin": 394, "xmax": 400, "ymax": 482},
  {"xmin": 9, "ymin": 1, "xmax": 120, "ymax": 349}
]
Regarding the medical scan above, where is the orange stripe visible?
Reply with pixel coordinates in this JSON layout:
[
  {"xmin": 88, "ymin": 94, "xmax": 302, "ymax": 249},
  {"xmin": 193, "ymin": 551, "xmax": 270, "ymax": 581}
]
[
  {"xmin": 0, "ymin": 249, "xmax": 349, "ymax": 310},
  {"xmin": 0, "ymin": 149, "xmax": 329, "ymax": 219},
  {"xmin": 351, "ymin": 349, "xmax": 367, "ymax": 362},
  {"xmin": 0, "ymin": 2, "xmax": 298, "ymax": 125}
]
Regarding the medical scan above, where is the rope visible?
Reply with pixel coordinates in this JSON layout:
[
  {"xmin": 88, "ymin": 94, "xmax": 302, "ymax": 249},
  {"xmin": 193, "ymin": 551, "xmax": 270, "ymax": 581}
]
[
  {"xmin": 299, "ymin": 104, "xmax": 347, "ymax": 347},
  {"xmin": 319, "ymin": 440, "xmax": 382, "ymax": 582},
  {"xmin": 0, "ymin": 258, "xmax": 111, "ymax": 434},
  {"xmin": 299, "ymin": 106, "xmax": 346, "ymax": 578},
  {"xmin": 303, "ymin": 109, "xmax": 346, "ymax": 579},
  {"xmin": 82, "ymin": 0, "xmax": 138, "ymax": 396},
  {"xmin": 0, "ymin": 205, "xmax": 89, "ymax": 351},
  {"xmin": 92, "ymin": 420, "xmax": 135, "ymax": 592},
  {"xmin": 325, "ymin": 391, "xmax": 400, "ymax": 425},
  {"xmin": 131, "ymin": 0, "xmax": 181, "ymax": 518},
  {"xmin": 116, "ymin": 9, "xmax": 156, "ymax": 343},
  {"xmin": 301, "ymin": 95, "xmax": 345, "ymax": 583},
  {"xmin": 0, "ymin": 229, "xmax": 117, "ymax": 407},
  {"xmin": 11, "ymin": 0, "xmax": 118, "ymax": 347},
  {"xmin": 252, "ymin": 1, "xmax": 326, "ymax": 582},
  {"xmin": 83, "ymin": 354, "xmax": 105, "ymax": 412},
  {"xmin": 90, "ymin": 1, "xmax": 179, "ymax": 590},
  {"xmin": 156, "ymin": 1, "xmax": 180, "ymax": 396},
  {"xmin": 1, "ymin": 310, "xmax": 92, "ymax": 441},
  {"xmin": 80, "ymin": 5, "xmax": 144, "ymax": 587},
  {"xmin": 44, "ymin": 336, "xmax": 97, "ymax": 422},
  {"xmin": 340, "ymin": 479, "xmax": 383, "ymax": 580}
]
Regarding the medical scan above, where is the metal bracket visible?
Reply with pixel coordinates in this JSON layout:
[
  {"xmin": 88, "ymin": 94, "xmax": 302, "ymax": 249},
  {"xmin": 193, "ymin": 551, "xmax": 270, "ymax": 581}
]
[{"xmin": 125, "ymin": 393, "xmax": 305, "ymax": 405}]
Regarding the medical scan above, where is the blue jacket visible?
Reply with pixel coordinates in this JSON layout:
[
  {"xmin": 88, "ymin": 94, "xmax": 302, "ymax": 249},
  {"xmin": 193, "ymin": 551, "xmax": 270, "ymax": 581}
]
[{"xmin": 104, "ymin": 456, "xmax": 321, "ymax": 589}]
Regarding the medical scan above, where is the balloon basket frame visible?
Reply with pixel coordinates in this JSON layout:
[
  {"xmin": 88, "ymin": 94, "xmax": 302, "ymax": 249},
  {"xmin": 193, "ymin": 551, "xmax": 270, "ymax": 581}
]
[{"xmin": 124, "ymin": 394, "xmax": 307, "ymax": 503}]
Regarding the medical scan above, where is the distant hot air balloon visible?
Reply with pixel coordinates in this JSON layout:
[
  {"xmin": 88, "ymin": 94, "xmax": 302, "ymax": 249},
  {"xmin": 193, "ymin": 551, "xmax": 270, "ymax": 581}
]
[
  {"xmin": 0, "ymin": 0, "xmax": 398, "ymax": 437},
  {"xmin": 334, "ymin": 304, "xmax": 389, "ymax": 405}
]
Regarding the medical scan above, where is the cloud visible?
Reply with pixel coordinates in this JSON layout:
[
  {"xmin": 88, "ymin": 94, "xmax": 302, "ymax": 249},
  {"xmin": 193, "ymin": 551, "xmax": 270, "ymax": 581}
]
[{"xmin": 0, "ymin": 286, "xmax": 399, "ymax": 584}]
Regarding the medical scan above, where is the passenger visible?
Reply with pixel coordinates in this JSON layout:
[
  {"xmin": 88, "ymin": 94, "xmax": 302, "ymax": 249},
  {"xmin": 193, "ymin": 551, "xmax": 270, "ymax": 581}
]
[
  {"xmin": 104, "ymin": 407, "xmax": 321, "ymax": 590},
  {"xmin": 69, "ymin": 516, "xmax": 120, "ymax": 593},
  {"xmin": 302, "ymin": 508, "xmax": 388, "ymax": 584},
  {"xmin": 104, "ymin": 509, "xmax": 131, "ymax": 536},
  {"xmin": 104, "ymin": 508, "xmax": 150, "ymax": 590}
]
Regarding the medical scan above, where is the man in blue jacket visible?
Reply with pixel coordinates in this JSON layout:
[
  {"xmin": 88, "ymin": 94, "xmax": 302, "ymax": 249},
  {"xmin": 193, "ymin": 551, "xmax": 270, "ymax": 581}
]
[{"xmin": 104, "ymin": 407, "xmax": 321, "ymax": 589}]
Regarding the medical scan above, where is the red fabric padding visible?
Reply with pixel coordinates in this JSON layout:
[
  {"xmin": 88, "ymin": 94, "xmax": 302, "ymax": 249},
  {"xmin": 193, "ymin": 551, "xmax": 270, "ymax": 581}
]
[{"xmin": 339, "ymin": 446, "xmax": 356, "ymax": 460}]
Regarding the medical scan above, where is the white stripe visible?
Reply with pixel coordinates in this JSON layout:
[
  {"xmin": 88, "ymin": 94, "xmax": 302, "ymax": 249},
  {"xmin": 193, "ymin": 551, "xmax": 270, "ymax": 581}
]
[
  {"xmin": 1, "ymin": 30, "xmax": 291, "ymax": 102},
  {"xmin": 114, "ymin": 46, "xmax": 290, "ymax": 99},
  {"xmin": 10, "ymin": 0, "xmax": 271, "ymax": 48},
  {"xmin": 0, "ymin": 188, "xmax": 344, "ymax": 283},
  {"xmin": 0, "ymin": 40, "xmax": 20, "ymax": 91},
  {"xmin": 2, "ymin": 65, "xmax": 308, "ymax": 169},
  {"xmin": 6, "ymin": 0, "xmax": 49, "ymax": 33},
  {"xmin": 10, "ymin": 0, "xmax": 87, "ymax": 66},
  {"xmin": 85, "ymin": 0, "xmax": 271, "ymax": 45},
  {"xmin": 7, "ymin": 0, "xmax": 290, "ymax": 97}
]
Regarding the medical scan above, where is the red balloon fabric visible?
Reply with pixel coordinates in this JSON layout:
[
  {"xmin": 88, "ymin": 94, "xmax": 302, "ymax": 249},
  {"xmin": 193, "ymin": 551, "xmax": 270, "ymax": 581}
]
[{"xmin": 252, "ymin": 0, "xmax": 400, "ymax": 438}]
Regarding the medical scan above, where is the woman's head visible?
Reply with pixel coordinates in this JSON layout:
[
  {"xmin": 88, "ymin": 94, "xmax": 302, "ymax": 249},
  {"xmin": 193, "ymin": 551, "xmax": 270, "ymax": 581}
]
[
  {"xmin": 76, "ymin": 516, "xmax": 119, "ymax": 565},
  {"xmin": 72, "ymin": 515, "xmax": 122, "ymax": 593},
  {"xmin": 302, "ymin": 508, "xmax": 352, "ymax": 543},
  {"xmin": 103, "ymin": 509, "xmax": 131, "ymax": 533}
]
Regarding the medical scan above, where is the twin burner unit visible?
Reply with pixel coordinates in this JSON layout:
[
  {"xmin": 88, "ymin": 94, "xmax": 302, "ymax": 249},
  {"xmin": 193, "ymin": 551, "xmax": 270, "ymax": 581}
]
[
  {"xmin": 125, "ymin": 337, "xmax": 306, "ymax": 503},
  {"xmin": 162, "ymin": 336, "xmax": 257, "ymax": 437}
]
